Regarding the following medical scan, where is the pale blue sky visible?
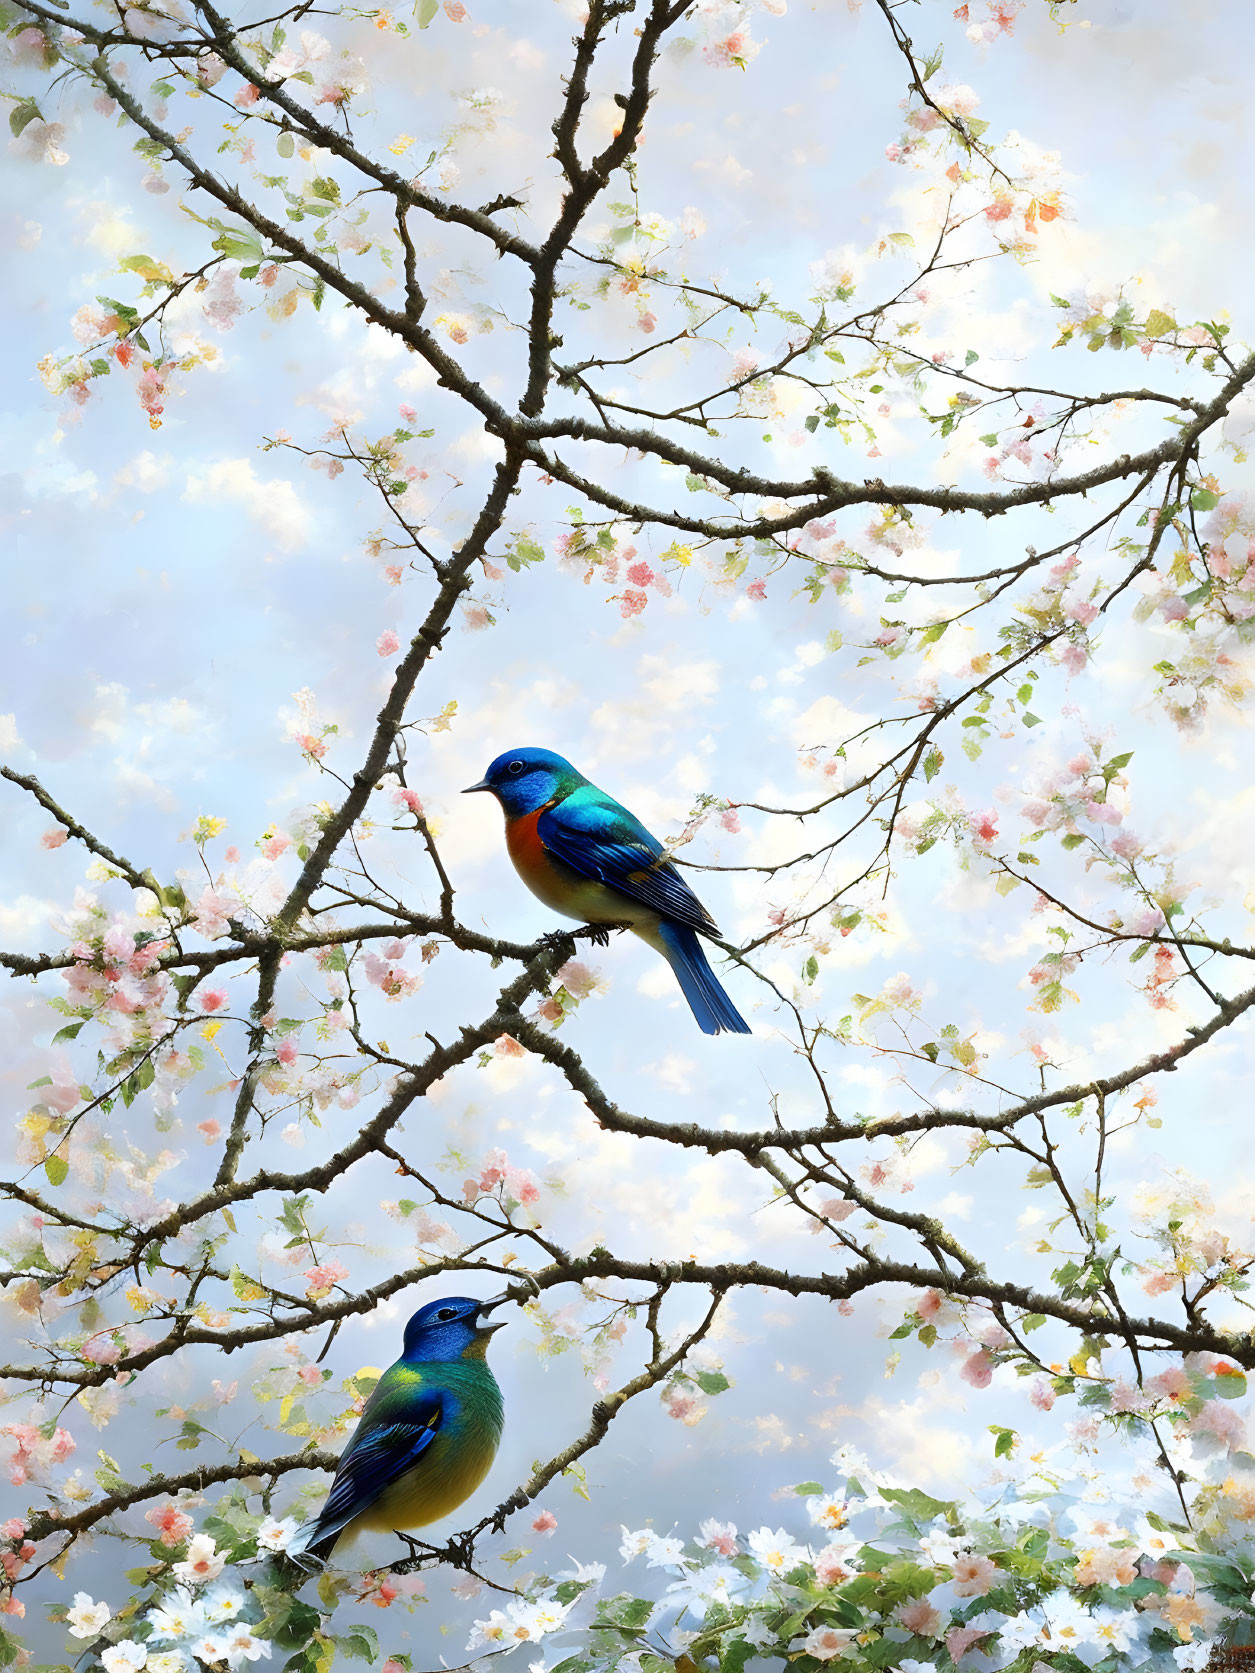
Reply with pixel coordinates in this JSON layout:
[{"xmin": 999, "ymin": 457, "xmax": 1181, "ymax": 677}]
[{"xmin": 3, "ymin": 0, "xmax": 1255, "ymax": 1658}]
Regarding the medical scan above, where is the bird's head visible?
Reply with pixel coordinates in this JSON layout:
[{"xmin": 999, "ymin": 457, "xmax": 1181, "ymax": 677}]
[
  {"xmin": 462, "ymin": 747, "xmax": 585, "ymax": 819},
  {"xmin": 401, "ymin": 1294, "xmax": 510, "ymax": 1363}
]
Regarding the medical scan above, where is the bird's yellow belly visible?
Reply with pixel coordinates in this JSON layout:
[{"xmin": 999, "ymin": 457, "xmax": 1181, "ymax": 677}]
[
  {"xmin": 348, "ymin": 1423, "xmax": 500, "ymax": 1536},
  {"xmin": 506, "ymin": 814, "xmax": 659, "ymax": 931}
]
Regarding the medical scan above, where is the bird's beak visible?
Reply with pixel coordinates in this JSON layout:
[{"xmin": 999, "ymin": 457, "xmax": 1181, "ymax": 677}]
[
  {"xmin": 462, "ymin": 778, "xmax": 491, "ymax": 795},
  {"xmin": 476, "ymin": 1291, "xmax": 513, "ymax": 1333}
]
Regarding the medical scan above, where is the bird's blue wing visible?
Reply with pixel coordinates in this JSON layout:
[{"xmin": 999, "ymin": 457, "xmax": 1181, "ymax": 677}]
[
  {"xmin": 538, "ymin": 792, "xmax": 719, "ymax": 936},
  {"xmin": 302, "ymin": 1392, "xmax": 443, "ymax": 1553}
]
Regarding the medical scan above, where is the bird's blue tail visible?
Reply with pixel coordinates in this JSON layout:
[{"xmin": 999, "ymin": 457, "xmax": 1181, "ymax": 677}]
[{"xmin": 657, "ymin": 921, "xmax": 750, "ymax": 1036}]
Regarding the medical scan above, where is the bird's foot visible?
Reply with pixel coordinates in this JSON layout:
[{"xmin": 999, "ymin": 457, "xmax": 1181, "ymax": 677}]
[
  {"xmin": 537, "ymin": 928, "xmax": 578, "ymax": 952},
  {"xmin": 577, "ymin": 921, "xmax": 632, "ymax": 947}
]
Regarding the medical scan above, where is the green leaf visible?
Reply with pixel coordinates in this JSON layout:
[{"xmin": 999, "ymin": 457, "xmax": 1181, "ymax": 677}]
[
  {"xmin": 1060, "ymin": 833, "xmax": 1085, "ymax": 851},
  {"xmin": 45, "ymin": 1154, "xmax": 69, "ymax": 1187},
  {"xmin": 923, "ymin": 746, "xmax": 942, "ymax": 782},
  {"xmin": 277, "ymin": 132, "xmax": 295, "ymax": 159},
  {"xmin": 338, "ymin": 1627, "xmax": 379, "ymax": 1663},
  {"xmin": 52, "ymin": 1021, "xmax": 86, "ymax": 1044},
  {"xmin": 964, "ymin": 349, "xmax": 979, "ymax": 366},
  {"xmin": 9, "ymin": 100, "xmax": 42, "ymax": 139},
  {"xmin": 802, "ymin": 954, "xmax": 819, "ymax": 986},
  {"xmin": 877, "ymin": 1485, "xmax": 956, "ymax": 1525},
  {"xmin": 416, "ymin": 0, "xmax": 438, "ymax": 22},
  {"xmin": 210, "ymin": 223, "xmax": 264, "ymax": 264},
  {"xmin": 694, "ymin": 1369, "xmax": 731, "ymax": 1396},
  {"xmin": 1022, "ymin": 711, "xmax": 1042, "ymax": 727},
  {"xmin": 1191, "ymin": 488, "xmax": 1220, "ymax": 511}
]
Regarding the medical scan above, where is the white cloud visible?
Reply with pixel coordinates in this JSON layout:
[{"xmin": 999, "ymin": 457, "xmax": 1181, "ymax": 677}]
[{"xmin": 183, "ymin": 458, "xmax": 312, "ymax": 552}]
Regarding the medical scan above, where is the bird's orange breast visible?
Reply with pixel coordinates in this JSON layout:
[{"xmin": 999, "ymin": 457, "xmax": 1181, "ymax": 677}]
[{"xmin": 505, "ymin": 807, "xmax": 557, "ymax": 888}]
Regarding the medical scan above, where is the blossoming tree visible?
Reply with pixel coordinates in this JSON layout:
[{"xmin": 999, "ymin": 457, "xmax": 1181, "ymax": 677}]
[{"xmin": 3, "ymin": 0, "xmax": 1255, "ymax": 1669}]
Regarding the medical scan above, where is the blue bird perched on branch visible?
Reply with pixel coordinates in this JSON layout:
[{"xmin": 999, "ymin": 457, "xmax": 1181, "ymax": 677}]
[
  {"xmin": 287, "ymin": 1294, "xmax": 509, "ymax": 1565},
  {"xmin": 464, "ymin": 747, "xmax": 750, "ymax": 1036}
]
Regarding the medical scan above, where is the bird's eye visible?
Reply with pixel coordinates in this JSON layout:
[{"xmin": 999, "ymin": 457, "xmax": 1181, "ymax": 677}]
[
  {"xmin": 436, "ymin": 1306, "xmax": 457, "ymax": 1320},
  {"xmin": 508, "ymin": 760, "xmax": 523, "ymax": 774}
]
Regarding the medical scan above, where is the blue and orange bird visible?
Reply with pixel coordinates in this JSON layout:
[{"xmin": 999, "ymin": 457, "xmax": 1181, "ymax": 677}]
[
  {"xmin": 288, "ymin": 1295, "xmax": 507, "ymax": 1564},
  {"xmin": 464, "ymin": 747, "xmax": 750, "ymax": 1036}
]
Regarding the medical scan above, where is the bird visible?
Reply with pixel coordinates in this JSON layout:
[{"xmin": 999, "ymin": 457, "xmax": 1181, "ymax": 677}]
[
  {"xmin": 287, "ymin": 1294, "xmax": 508, "ymax": 1565},
  {"xmin": 463, "ymin": 746, "xmax": 749, "ymax": 1036}
]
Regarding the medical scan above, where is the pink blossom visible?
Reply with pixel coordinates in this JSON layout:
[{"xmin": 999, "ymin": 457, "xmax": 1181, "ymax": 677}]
[
  {"xmin": 960, "ymin": 1348, "xmax": 993, "ymax": 1389},
  {"xmin": 899, "ymin": 1598, "xmax": 942, "ymax": 1635},
  {"xmin": 1128, "ymin": 906, "xmax": 1165, "ymax": 936},
  {"xmin": 619, "ymin": 588, "xmax": 648, "ymax": 618},
  {"xmin": 531, "ymin": 1510, "xmax": 558, "ymax": 1534},
  {"xmin": 1061, "ymin": 641, "xmax": 1088, "ymax": 674},
  {"xmin": 199, "ymin": 988, "xmax": 229, "ymax": 1013},
  {"xmin": 197, "ymin": 1120, "xmax": 221, "ymax": 1144},
  {"xmin": 146, "ymin": 1503, "xmax": 194, "ymax": 1547},
  {"xmin": 818, "ymin": 1197, "xmax": 856, "ymax": 1223},
  {"xmin": 276, "ymin": 1038, "xmax": 298, "ymax": 1066},
  {"xmin": 745, "ymin": 579, "xmax": 767, "ymax": 600},
  {"xmin": 234, "ymin": 83, "xmax": 259, "ymax": 107},
  {"xmin": 1190, "ymin": 1399, "xmax": 1246, "ymax": 1451},
  {"xmin": 260, "ymin": 830, "xmax": 291, "ymax": 861},
  {"xmin": 41, "ymin": 827, "xmax": 69, "ymax": 849},
  {"xmin": 1085, "ymin": 799, "xmax": 1122, "ymax": 826},
  {"xmin": 1, "ymin": 1522, "xmax": 26, "ymax": 1542},
  {"xmin": 304, "ymin": 1261, "xmax": 349, "ymax": 1297},
  {"xmin": 44, "ymin": 1060, "xmax": 82, "ymax": 1115},
  {"xmin": 945, "ymin": 1626, "xmax": 988, "ymax": 1663},
  {"xmin": 81, "ymin": 1336, "xmax": 121, "ymax": 1365},
  {"xmin": 638, "ymin": 312, "xmax": 657, "ymax": 334},
  {"xmin": 1029, "ymin": 1375, "xmax": 1055, "ymax": 1411},
  {"xmin": 699, "ymin": 1519, "xmax": 738, "ymax": 1556},
  {"xmin": 1142, "ymin": 1268, "xmax": 1177, "ymax": 1296},
  {"xmin": 377, "ymin": 629, "xmax": 401, "ymax": 657},
  {"xmin": 952, "ymin": 1552, "xmax": 997, "ymax": 1596},
  {"xmin": 192, "ymin": 886, "xmax": 243, "ymax": 939},
  {"xmin": 1064, "ymin": 594, "xmax": 1099, "ymax": 626},
  {"xmin": 626, "ymin": 561, "xmax": 655, "ymax": 588},
  {"xmin": 968, "ymin": 809, "xmax": 998, "ymax": 845},
  {"xmin": 444, "ymin": 0, "xmax": 466, "ymax": 16},
  {"xmin": 1147, "ymin": 1366, "xmax": 1191, "ymax": 1403},
  {"xmin": 813, "ymin": 1545, "xmax": 855, "ymax": 1586}
]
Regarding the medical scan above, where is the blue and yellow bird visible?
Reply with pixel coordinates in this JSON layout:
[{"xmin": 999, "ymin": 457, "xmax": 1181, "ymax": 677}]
[
  {"xmin": 289, "ymin": 1295, "xmax": 507, "ymax": 1564},
  {"xmin": 464, "ymin": 747, "xmax": 749, "ymax": 1036}
]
